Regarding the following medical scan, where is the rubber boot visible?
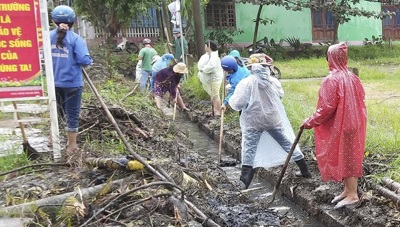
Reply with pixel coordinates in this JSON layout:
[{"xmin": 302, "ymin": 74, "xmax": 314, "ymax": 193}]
[
  {"xmin": 240, "ymin": 165, "xmax": 255, "ymax": 189},
  {"xmin": 295, "ymin": 159, "xmax": 311, "ymax": 178}
]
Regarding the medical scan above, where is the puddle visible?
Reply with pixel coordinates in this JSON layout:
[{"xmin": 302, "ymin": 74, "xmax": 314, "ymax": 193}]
[{"xmin": 0, "ymin": 125, "xmax": 49, "ymax": 157}]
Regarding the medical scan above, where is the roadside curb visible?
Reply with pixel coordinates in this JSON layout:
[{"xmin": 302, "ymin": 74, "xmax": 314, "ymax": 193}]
[{"xmin": 186, "ymin": 111, "xmax": 372, "ymax": 227}]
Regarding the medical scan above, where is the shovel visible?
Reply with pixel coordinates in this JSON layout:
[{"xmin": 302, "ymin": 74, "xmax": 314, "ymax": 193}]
[
  {"xmin": 269, "ymin": 127, "xmax": 304, "ymax": 204},
  {"xmin": 12, "ymin": 102, "xmax": 40, "ymax": 160}
]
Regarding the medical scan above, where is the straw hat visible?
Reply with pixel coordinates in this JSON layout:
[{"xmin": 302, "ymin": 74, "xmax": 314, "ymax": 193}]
[{"xmin": 173, "ymin": 62, "xmax": 188, "ymax": 74}]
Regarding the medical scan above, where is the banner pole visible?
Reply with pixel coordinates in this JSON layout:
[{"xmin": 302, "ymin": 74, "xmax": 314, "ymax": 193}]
[{"xmin": 39, "ymin": 0, "xmax": 61, "ymax": 160}]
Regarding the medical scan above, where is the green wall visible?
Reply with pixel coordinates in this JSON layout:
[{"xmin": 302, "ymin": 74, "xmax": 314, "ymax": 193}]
[
  {"xmin": 233, "ymin": 3, "xmax": 312, "ymax": 44},
  {"xmin": 339, "ymin": 2, "xmax": 382, "ymax": 41},
  {"xmin": 226, "ymin": 1, "xmax": 382, "ymax": 44}
]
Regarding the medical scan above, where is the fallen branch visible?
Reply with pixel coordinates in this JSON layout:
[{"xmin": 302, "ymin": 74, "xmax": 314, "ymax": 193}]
[
  {"xmin": 185, "ymin": 199, "xmax": 220, "ymax": 227},
  {"xmin": 119, "ymin": 84, "xmax": 139, "ymax": 103},
  {"xmin": 82, "ymin": 69, "xmax": 220, "ymax": 226},
  {"xmin": 92, "ymin": 196, "xmax": 153, "ymax": 225},
  {"xmin": 0, "ymin": 178, "xmax": 126, "ymax": 216},
  {"xmin": 0, "ymin": 163, "xmax": 70, "ymax": 177},
  {"xmin": 372, "ymin": 184, "xmax": 400, "ymax": 207},
  {"xmin": 78, "ymin": 119, "xmax": 99, "ymax": 135},
  {"xmin": 382, "ymin": 177, "xmax": 400, "ymax": 194},
  {"xmin": 241, "ymin": 186, "xmax": 263, "ymax": 193},
  {"xmin": 79, "ymin": 181, "xmax": 184, "ymax": 227}
]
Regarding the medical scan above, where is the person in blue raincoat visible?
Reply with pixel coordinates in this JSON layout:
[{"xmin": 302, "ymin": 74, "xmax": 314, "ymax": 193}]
[
  {"xmin": 220, "ymin": 56, "xmax": 250, "ymax": 112},
  {"xmin": 229, "ymin": 63, "xmax": 311, "ymax": 189},
  {"xmin": 229, "ymin": 50, "xmax": 250, "ymax": 74},
  {"xmin": 50, "ymin": 5, "xmax": 93, "ymax": 160},
  {"xmin": 150, "ymin": 54, "xmax": 175, "ymax": 92}
]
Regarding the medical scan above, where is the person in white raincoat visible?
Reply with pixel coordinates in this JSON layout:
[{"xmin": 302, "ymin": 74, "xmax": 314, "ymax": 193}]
[
  {"xmin": 197, "ymin": 40, "xmax": 224, "ymax": 116},
  {"xmin": 229, "ymin": 64, "xmax": 311, "ymax": 189}
]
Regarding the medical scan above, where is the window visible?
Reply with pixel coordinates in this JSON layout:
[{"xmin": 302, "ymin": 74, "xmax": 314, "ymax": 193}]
[
  {"xmin": 326, "ymin": 11, "xmax": 334, "ymax": 28},
  {"xmin": 205, "ymin": 0, "xmax": 236, "ymax": 28},
  {"xmin": 382, "ymin": 6, "xmax": 400, "ymax": 27},
  {"xmin": 381, "ymin": 0, "xmax": 400, "ymax": 5},
  {"xmin": 131, "ymin": 8, "xmax": 159, "ymax": 28},
  {"xmin": 312, "ymin": 9, "xmax": 334, "ymax": 28}
]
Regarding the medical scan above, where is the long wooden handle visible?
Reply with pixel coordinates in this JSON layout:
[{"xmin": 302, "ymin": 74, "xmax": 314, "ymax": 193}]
[
  {"xmin": 173, "ymin": 102, "xmax": 177, "ymax": 120},
  {"xmin": 270, "ymin": 128, "xmax": 304, "ymax": 202},
  {"xmin": 218, "ymin": 109, "xmax": 225, "ymax": 164},
  {"xmin": 12, "ymin": 101, "xmax": 27, "ymax": 143}
]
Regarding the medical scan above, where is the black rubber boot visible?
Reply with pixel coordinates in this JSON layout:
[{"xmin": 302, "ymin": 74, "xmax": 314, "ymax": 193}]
[
  {"xmin": 240, "ymin": 165, "xmax": 255, "ymax": 189},
  {"xmin": 295, "ymin": 159, "xmax": 311, "ymax": 178}
]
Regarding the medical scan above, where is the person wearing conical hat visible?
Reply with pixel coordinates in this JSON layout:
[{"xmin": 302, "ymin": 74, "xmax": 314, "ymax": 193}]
[{"xmin": 153, "ymin": 62, "xmax": 189, "ymax": 111}]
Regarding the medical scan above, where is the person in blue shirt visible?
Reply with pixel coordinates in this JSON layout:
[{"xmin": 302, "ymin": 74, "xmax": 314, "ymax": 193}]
[
  {"xmin": 150, "ymin": 53, "xmax": 175, "ymax": 92},
  {"xmin": 229, "ymin": 50, "xmax": 250, "ymax": 74},
  {"xmin": 220, "ymin": 56, "xmax": 250, "ymax": 112},
  {"xmin": 50, "ymin": 5, "xmax": 93, "ymax": 160}
]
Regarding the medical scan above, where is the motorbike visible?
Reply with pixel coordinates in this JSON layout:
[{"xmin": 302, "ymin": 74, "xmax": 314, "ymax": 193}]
[{"xmin": 244, "ymin": 45, "xmax": 282, "ymax": 80}]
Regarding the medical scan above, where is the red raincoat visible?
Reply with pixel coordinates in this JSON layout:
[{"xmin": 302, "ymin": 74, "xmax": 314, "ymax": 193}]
[{"xmin": 304, "ymin": 43, "xmax": 367, "ymax": 182}]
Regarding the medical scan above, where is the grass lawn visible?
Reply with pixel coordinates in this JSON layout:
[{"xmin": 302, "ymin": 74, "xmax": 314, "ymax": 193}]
[{"xmin": 280, "ymin": 51, "xmax": 400, "ymax": 180}]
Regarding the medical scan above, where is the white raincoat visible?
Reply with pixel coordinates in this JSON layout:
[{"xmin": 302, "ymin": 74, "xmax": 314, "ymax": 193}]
[
  {"xmin": 229, "ymin": 64, "xmax": 304, "ymax": 168},
  {"xmin": 197, "ymin": 51, "xmax": 223, "ymax": 84}
]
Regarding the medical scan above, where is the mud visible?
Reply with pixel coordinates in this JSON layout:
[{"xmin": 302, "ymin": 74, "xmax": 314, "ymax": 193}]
[
  {"xmin": 0, "ymin": 56, "xmax": 283, "ymax": 226},
  {"xmin": 1, "ymin": 50, "xmax": 399, "ymax": 226},
  {"xmin": 183, "ymin": 103, "xmax": 400, "ymax": 227}
]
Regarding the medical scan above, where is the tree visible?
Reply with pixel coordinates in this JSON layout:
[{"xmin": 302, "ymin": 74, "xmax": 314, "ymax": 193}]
[
  {"xmin": 192, "ymin": 0, "xmax": 205, "ymax": 57},
  {"xmin": 239, "ymin": 0, "xmax": 392, "ymax": 44},
  {"xmin": 178, "ymin": 0, "xmax": 209, "ymax": 57},
  {"xmin": 73, "ymin": 0, "xmax": 161, "ymax": 40}
]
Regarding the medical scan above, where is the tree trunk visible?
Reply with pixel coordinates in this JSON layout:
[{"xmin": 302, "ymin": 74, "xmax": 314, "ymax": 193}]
[
  {"xmin": 192, "ymin": 0, "xmax": 205, "ymax": 58},
  {"xmin": 252, "ymin": 5, "xmax": 263, "ymax": 50},
  {"xmin": 162, "ymin": 1, "xmax": 173, "ymax": 53},
  {"xmin": 157, "ymin": 9, "xmax": 164, "ymax": 42},
  {"xmin": 382, "ymin": 177, "xmax": 400, "ymax": 193},
  {"xmin": 0, "ymin": 179, "xmax": 126, "ymax": 216},
  {"xmin": 332, "ymin": 19, "xmax": 339, "ymax": 44}
]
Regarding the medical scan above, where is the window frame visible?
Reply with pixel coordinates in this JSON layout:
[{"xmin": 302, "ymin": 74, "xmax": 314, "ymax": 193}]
[{"xmin": 205, "ymin": 0, "xmax": 236, "ymax": 29}]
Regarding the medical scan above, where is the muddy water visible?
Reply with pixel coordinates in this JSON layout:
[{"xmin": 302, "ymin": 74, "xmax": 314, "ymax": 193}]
[
  {"xmin": 176, "ymin": 115, "xmax": 323, "ymax": 226},
  {"xmin": 0, "ymin": 126, "xmax": 49, "ymax": 157}
]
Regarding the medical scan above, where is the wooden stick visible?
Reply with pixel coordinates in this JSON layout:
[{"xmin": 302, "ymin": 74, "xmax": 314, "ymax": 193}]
[
  {"xmin": 80, "ymin": 181, "xmax": 184, "ymax": 227},
  {"xmin": 269, "ymin": 128, "xmax": 303, "ymax": 204},
  {"xmin": 382, "ymin": 177, "xmax": 400, "ymax": 194},
  {"xmin": 372, "ymin": 183, "xmax": 400, "ymax": 207},
  {"xmin": 82, "ymin": 69, "xmax": 219, "ymax": 226},
  {"xmin": 218, "ymin": 109, "xmax": 225, "ymax": 164},
  {"xmin": 241, "ymin": 186, "xmax": 263, "ymax": 193},
  {"xmin": 0, "ymin": 163, "xmax": 70, "ymax": 177},
  {"xmin": 12, "ymin": 102, "xmax": 27, "ymax": 143},
  {"xmin": 173, "ymin": 102, "xmax": 177, "ymax": 120}
]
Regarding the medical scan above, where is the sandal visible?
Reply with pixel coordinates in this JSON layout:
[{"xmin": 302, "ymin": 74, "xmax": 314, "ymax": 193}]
[{"xmin": 334, "ymin": 199, "xmax": 359, "ymax": 209}]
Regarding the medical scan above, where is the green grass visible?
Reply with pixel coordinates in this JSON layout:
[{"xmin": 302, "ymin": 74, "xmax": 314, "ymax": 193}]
[
  {"xmin": 278, "ymin": 54, "xmax": 400, "ymax": 180},
  {"xmin": 0, "ymin": 134, "xmax": 31, "ymax": 176},
  {"xmin": 275, "ymin": 57, "xmax": 327, "ymax": 79}
]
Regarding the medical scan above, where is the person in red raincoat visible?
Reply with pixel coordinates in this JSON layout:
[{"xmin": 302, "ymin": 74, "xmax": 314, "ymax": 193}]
[{"xmin": 301, "ymin": 42, "xmax": 367, "ymax": 209}]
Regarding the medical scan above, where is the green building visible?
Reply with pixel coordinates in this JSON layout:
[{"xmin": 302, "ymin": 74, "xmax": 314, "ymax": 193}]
[{"xmin": 203, "ymin": 0, "xmax": 398, "ymax": 45}]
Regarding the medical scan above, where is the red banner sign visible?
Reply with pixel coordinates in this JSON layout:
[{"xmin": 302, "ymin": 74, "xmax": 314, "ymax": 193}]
[
  {"xmin": 0, "ymin": 0, "xmax": 43, "ymax": 98},
  {"xmin": 34, "ymin": 0, "xmax": 43, "ymax": 48}
]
